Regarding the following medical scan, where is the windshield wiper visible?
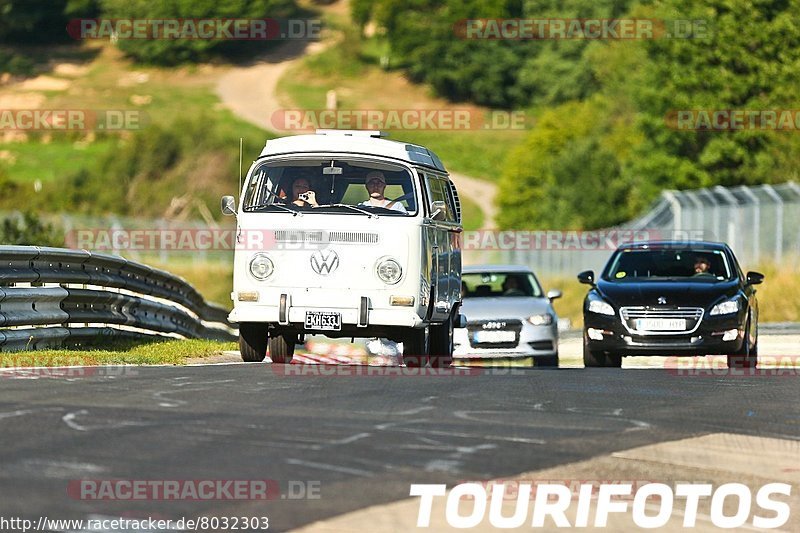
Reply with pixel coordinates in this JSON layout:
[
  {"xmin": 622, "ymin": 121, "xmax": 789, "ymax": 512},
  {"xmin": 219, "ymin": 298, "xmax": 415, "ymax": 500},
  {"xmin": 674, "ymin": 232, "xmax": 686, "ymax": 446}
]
[
  {"xmin": 319, "ymin": 204, "xmax": 378, "ymax": 218},
  {"xmin": 244, "ymin": 203, "xmax": 300, "ymax": 216}
]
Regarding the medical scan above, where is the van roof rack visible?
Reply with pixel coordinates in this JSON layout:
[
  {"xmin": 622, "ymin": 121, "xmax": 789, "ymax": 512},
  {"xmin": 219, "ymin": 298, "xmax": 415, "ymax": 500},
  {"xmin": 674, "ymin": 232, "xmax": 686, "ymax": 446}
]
[{"xmin": 315, "ymin": 129, "xmax": 389, "ymax": 138}]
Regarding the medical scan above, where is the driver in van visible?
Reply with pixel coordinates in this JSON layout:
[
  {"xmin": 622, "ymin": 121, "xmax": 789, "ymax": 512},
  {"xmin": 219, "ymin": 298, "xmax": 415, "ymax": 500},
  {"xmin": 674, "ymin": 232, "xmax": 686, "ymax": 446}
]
[{"xmin": 360, "ymin": 171, "xmax": 407, "ymax": 212}]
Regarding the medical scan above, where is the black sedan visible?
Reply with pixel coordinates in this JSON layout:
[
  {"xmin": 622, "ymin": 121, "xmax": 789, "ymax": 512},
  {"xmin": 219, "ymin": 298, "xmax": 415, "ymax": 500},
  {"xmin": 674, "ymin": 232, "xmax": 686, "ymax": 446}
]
[{"xmin": 578, "ymin": 241, "xmax": 763, "ymax": 368}]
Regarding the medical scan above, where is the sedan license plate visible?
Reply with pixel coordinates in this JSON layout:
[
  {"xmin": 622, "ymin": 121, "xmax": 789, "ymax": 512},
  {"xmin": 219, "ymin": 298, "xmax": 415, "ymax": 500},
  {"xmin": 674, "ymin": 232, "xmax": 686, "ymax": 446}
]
[
  {"xmin": 474, "ymin": 330, "xmax": 516, "ymax": 343},
  {"xmin": 304, "ymin": 311, "xmax": 342, "ymax": 331},
  {"xmin": 635, "ymin": 318, "xmax": 686, "ymax": 331}
]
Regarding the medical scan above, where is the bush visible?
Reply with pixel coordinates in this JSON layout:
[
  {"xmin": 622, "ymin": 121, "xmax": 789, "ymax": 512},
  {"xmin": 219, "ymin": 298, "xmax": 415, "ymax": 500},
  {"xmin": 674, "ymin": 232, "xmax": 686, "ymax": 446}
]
[
  {"xmin": 0, "ymin": 211, "xmax": 64, "ymax": 247},
  {"xmin": 30, "ymin": 117, "xmax": 264, "ymax": 219},
  {"xmin": 100, "ymin": 0, "xmax": 300, "ymax": 65},
  {"xmin": 0, "ymin": 49, "xmax": 34, "ymax": 75}
]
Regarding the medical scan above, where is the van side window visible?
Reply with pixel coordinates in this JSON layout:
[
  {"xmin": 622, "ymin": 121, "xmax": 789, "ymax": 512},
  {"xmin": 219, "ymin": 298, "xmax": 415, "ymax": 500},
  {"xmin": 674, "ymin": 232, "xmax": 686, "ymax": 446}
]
[{"xmin": 426, "ymin": 175, "xmax": 457, "ymax": 223}]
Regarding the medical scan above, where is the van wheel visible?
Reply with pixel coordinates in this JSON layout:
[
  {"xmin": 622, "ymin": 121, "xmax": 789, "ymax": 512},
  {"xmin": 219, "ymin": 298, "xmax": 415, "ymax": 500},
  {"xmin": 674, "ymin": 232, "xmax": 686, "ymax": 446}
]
[
  {"xmin": 429, "ymin": 313, "xmax": 454, "ymax": 368},
  {"xmin": 402, "ymin": 328, "xmax": 429, "ymax": 367},
  {"xmin": 268, "ymin": 333, "xmax": 296, "ymax": 364},
  {"xmin": 239, "ymin": 323, "xmax": 268, "ymax": 362}
]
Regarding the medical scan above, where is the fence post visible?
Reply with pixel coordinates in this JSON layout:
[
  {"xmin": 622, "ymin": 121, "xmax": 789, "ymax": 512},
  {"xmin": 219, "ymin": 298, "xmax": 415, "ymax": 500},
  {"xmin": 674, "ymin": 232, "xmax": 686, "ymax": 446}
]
[
  {"xmin": 760, "ymin": 184, "xmax": 783, "ymax": 264},
  {"xmin": 663, "ymin": 191, "xmax": 682, "ymax": 233},
  {"xmin": 737, "ymin": 186, "xmax": 760, "ymax": 265}
]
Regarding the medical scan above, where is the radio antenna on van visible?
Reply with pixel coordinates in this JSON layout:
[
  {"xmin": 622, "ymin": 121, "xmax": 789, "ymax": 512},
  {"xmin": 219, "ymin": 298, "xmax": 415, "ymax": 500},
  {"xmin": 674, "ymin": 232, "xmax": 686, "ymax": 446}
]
[{"xmin": 238, "ymin": 138, "xmax": 243, "ymax": 198}]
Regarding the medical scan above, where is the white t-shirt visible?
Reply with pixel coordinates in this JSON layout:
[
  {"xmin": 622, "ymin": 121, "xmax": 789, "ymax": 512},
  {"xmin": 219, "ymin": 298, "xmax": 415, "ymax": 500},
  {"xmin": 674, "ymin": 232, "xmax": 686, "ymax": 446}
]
[{"xmin": 359, "ymin": 198, "xmax": 407, "ymax": 212}]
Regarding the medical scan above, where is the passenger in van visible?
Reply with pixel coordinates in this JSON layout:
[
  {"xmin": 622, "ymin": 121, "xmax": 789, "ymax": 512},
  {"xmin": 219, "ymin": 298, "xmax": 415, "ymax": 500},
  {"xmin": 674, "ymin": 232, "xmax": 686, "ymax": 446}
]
[
  {"xmin": 287, "ymin": 177, "xmax": 319, "ymax": 207},
  {"xmin": 360, "ymin": 171, "xmax": 407, "ymax": 212}
]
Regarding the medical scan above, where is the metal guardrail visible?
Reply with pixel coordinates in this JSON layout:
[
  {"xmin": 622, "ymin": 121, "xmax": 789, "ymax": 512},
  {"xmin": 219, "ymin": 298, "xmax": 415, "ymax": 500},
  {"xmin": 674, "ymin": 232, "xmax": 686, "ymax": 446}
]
[{"xmin": 0, "ymin": 246, "xmax": 235, "ymax": 351}]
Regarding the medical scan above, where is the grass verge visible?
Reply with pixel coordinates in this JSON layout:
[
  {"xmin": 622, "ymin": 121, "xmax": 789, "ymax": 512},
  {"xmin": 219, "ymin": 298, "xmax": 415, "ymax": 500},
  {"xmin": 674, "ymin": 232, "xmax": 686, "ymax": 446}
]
[{"xmin": 0, "ymin": 339, "xmax": 237, "ymax": 367}]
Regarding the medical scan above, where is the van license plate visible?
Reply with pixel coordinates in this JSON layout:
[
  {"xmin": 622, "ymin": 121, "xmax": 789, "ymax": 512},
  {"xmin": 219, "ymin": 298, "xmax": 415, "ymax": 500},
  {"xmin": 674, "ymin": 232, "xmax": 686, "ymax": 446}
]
[{"xmin": 305, "ymin": 311, "xmax": 342, "ymax": 331}]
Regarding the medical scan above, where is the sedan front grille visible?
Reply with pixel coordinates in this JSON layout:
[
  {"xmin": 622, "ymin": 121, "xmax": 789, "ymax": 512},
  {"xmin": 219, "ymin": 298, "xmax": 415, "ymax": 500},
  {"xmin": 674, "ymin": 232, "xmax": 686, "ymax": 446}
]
[{"xmin": 620, "ymin": 307, "xmax": 704, "ymax": 335}]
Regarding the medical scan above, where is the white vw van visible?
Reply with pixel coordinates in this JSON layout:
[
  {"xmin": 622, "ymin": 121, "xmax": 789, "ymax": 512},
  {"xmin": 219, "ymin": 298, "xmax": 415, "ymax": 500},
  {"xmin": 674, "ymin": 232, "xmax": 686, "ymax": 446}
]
[{"xmin": 222, "ymin": 130, "xmax": 464, "ymax": 367}]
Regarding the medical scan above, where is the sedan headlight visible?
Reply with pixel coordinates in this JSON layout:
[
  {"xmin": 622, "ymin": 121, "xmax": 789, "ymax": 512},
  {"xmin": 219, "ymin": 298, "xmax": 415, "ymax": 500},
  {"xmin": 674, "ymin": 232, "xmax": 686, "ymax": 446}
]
[
  {"xmin": 249, "ymin": 253, "xmax": 274, "ymax": 280},
  {"xmin": 588, "ymin": 299, "xmax": 615, "ymax": 316},
  {"xmin": 376, "ymin": 257, "xmax": 402, "ymax": 285},
  {"xmin": 528, "ymin": 314, "xmax": 554, "ymax": 326},
  {"xmin": 710, "ymin": 297, "xmax": 740, "ymax": 316}
]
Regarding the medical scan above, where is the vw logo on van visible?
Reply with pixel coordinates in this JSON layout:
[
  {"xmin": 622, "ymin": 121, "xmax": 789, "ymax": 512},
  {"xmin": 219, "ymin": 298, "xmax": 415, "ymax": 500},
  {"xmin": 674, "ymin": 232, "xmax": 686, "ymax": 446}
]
[
  {"xmin": 310, "ymin": 249, "xmax": 340, "ymax": 276},
  {"xmin": 657, "ymin": 296, "xmax": 667, "ymax": 305}
]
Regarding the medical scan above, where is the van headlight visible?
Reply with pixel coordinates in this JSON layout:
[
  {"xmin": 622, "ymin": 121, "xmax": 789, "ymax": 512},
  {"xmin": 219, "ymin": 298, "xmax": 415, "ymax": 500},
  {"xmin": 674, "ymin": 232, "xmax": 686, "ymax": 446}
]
[
  {"xmin": 249, "ymin": 253, "xmax": 274, "ymax": 280},
  {"xmin": 710, "ymin": 297, "xmax": 740, "ymax": 316},
  {"xmin": 376, "ymin": 258, "xmax": 402, "ymax": 285}
]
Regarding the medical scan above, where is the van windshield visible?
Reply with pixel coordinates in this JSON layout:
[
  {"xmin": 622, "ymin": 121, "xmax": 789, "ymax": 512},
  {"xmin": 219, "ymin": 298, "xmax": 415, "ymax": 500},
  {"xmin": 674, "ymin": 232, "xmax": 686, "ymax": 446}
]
[{"xmin": 242, "ymin": 159, "xmax": 417, "ymax": 216}]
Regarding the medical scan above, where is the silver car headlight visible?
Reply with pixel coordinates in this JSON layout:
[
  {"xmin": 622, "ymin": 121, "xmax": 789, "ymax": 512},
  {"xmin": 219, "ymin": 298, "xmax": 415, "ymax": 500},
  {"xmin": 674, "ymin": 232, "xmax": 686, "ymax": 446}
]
[
  {"xmin": 249, "ymin": 253, "xmax": 274, "ymax": 281},
  {"xmin": 710, "ymin": 297, "xmax": 740, "ymax": 316},
  {"xmin": 376, "ymin": 257, "xmax": 402, "ymax": 285},
  {"xmin": 527, "ymin": 314, "xmax": 554, "ymax": 326},
  {"xmin": 588, "ymin": 299, "xmax": 615, "ymax": 316}
]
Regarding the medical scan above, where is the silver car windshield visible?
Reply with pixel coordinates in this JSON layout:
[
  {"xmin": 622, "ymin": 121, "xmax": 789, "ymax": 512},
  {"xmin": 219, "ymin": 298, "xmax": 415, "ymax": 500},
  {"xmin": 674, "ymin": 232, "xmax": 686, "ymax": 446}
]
[
  {"xmin": 462, "ymin": 272, "xmax": 544, "ymax": 298},
  {"xmin": 242, "ymin": 158, "xmax": 416, "ymax": 215}
]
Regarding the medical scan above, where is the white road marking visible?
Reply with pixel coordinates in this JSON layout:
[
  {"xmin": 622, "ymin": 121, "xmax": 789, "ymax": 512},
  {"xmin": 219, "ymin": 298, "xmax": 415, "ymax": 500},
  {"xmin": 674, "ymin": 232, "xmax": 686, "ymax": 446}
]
[{"xmin": 285, "ymin": 459, "xmax": 374, "ymax": 477}]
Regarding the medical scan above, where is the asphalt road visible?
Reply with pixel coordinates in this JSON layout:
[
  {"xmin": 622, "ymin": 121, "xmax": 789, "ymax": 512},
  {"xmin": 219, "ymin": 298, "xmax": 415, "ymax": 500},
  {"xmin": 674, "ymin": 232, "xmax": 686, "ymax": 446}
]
[{"xmin": 0, "ymin": 363, "xmax": 798, "ymax": 531}]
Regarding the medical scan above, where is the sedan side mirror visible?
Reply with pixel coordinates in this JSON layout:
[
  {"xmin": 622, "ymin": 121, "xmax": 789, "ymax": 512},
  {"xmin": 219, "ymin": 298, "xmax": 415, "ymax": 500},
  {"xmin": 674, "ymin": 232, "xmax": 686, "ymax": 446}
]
[
  {"xmin": 546, "ymin": 289, "xmax": 562, "ymax": 301},
  {"xmin": 221, "ymin": 195, "xmax": 236, "ymax": 216},
  {"xmin": 746, "ymin": 271, "xmax": 764, "ymax": 285},
  {"xmin": 577, "ymin": 270, "xmax": 595, "ymax": 286}
]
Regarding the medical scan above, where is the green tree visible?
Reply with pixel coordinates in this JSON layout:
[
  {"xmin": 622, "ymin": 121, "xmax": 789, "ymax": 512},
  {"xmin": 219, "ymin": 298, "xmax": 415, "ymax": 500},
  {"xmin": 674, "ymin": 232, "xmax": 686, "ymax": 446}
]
[{"xmin": 0, "ymin": 0, "xmax": 99, "ymax": 44}]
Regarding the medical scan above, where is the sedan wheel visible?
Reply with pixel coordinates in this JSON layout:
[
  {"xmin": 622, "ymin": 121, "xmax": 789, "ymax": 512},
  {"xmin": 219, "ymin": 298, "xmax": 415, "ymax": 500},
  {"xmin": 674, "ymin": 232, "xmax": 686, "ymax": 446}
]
[{"xmin": 727, "ymin": 318, "xmax": 758, "ymax": 369}]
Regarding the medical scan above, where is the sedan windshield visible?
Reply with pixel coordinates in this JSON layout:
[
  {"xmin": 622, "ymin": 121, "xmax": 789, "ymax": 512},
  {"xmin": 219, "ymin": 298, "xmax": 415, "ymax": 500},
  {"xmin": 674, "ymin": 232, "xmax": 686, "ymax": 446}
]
[
  {"xmin": 242, "ymin": 158, "xmax": 416, "ymax": 215},
  {"xmin": 462, "ymin": 272, "xmax": 543, "ymax": 297},
  {"xmin": 603, "ymin": 249, "xmax": 734, "ymax": 282}
]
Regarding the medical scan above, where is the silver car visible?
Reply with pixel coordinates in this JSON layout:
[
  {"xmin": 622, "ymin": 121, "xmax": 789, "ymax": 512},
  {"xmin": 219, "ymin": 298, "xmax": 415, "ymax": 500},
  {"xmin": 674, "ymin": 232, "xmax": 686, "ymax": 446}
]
[{"xmin": 454, "ymin": 265, "xmax": 561, "ymax": 366}]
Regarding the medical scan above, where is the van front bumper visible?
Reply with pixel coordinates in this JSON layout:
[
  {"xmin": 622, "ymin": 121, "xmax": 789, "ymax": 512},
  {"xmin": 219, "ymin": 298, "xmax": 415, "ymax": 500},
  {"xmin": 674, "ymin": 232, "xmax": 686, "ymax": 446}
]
[{"xmin": 230, "ymin": 304, "xmax": 425, "ymax": 329}]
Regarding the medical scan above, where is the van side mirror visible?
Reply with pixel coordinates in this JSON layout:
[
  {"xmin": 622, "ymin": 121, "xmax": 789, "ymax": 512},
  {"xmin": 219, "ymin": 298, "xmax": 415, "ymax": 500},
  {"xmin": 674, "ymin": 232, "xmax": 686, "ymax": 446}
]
[
  {"xmin": 577, "ymin": 270, "xmax": 595, "ymax": 286},
  {"xmin": 746, "ymin": 271, "xmax": 764, "ymax": 285},
  {"xmin": 546, "ymin": 289, "xmax": 562, "ymax": 301},
  {"xmin": 430, "ymin": 200, "xmax": 447, "ymax": 221},
  {"xmin": 221, "ymin": 195, "xmax": 236, "ymax": 216}
]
